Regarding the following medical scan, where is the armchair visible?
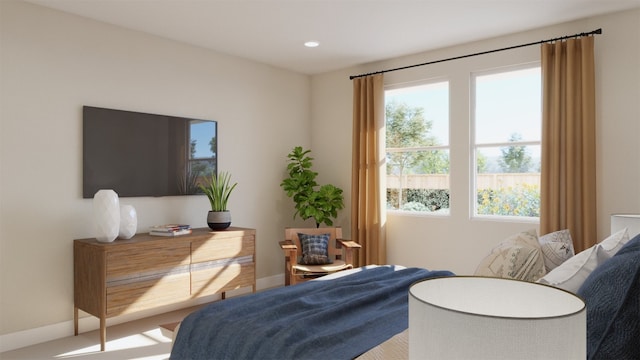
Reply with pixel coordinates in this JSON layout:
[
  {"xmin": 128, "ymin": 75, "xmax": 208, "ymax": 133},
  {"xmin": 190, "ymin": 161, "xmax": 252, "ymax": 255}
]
[{"xmin": 279, "ymin": 227, "xmax": 361, "ymax": 286}]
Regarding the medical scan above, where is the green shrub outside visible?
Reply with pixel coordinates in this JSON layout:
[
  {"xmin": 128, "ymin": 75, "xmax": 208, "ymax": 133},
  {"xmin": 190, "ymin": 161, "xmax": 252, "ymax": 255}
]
[
  {"xmin": 388, "ymin": 184, "xmax": 540, "ymax": 217},
  {"xmin": 387, "ymin": 189, "xmax": 450, "ymax": 212}
]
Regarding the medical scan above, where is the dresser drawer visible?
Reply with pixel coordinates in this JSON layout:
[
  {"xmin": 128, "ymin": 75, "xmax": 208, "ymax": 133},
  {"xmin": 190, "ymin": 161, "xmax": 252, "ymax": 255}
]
[
  {"xmin": 191, "ymin": 235, "xmax": 255, "ymax": 262},
  {"xmin": 106, "ymin": 241, "xmax": 191, "ymax": 279},
  {"xmin": 106, "ymin": 273, "xmax": 190, "ymax": 316},
  {"xmin": 191, "ymin": 262, "xmax": 255, "ymax": 296}
]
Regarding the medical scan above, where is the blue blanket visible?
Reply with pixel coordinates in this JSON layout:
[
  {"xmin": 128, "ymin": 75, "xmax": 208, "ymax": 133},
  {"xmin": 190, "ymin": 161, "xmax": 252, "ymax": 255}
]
[
  {"xmin": 170, "ymin": 266, "xmax": 454, "ymax": 360},
  {"xmin": 577, "ymin": 234, "xmax": 640, "ymax": 360}
]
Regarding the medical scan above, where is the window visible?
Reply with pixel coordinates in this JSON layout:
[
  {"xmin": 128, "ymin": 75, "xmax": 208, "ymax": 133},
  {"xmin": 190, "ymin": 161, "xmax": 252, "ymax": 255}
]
[
  {"xmin": 472, "ymin": 65, "xmax": 541, "ymax": 218},
  {"xmin": 385, "ymin": 81, "xmax": 450, "ymax": 213}
]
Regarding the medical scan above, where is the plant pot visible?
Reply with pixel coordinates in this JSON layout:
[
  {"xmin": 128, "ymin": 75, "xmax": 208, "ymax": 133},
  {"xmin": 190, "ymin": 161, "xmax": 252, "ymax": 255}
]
[{"xmin": 207, "ymin": 210, "xmax": 231, "ymax": 230}]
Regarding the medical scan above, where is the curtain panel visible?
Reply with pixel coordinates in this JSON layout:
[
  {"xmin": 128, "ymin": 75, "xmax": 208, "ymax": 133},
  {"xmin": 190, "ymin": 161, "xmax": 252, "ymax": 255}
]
[
  {"xmin": 351, "ymin": 74, "xmax": 386, "ymax": 266},
  {"xmin": 540, "ymin": 36, "xmax": 597, "ymax": 253}
]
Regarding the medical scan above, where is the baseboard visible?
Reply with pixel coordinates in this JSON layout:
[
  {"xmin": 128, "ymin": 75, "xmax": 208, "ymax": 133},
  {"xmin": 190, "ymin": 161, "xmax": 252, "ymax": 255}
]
[{"xmin": 0, "ymin": 273, "xmax": 284, "ymax": 353}]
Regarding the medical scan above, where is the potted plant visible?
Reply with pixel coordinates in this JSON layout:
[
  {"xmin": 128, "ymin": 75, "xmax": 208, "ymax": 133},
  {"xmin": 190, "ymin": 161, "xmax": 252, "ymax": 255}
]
[
  {"xmin": 280, "ymin": 146, "xmax": 344, "ymax": 228},
  {"xmin": 200, "ymin": 171, "xmax": 238, "ymax": 230}
]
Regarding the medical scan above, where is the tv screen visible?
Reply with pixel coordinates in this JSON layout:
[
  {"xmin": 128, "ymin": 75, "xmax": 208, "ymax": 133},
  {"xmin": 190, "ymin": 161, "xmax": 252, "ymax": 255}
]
[{"xmin": 83, "ymin": 106, "xmax": 217, "ymax": 198}]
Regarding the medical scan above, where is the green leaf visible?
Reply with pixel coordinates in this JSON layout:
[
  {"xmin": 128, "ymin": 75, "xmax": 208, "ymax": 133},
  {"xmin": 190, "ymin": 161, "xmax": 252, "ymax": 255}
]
[{"xmin": 199, "ymin": 171, "xmax": 237, "ymax": 211}]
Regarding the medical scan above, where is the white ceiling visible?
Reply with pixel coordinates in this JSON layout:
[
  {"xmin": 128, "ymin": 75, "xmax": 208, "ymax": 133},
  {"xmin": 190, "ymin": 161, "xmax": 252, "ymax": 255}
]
[{"xmin": 25, "ymin": 0, "xmax": 640, "ymax": 75}]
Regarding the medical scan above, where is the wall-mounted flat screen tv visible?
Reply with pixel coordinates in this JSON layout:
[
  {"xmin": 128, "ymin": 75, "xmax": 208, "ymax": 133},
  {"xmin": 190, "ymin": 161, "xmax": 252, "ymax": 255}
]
[{"xmin": 83, "ymin": 106, "xmax": 217, "ymax": 198}]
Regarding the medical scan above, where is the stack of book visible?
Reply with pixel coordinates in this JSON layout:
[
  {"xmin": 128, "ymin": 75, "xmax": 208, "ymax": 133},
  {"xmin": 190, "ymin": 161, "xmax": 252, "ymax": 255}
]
[{"xmin": 149, "ymin": 224, "xmax": 192, "ymax": 237}]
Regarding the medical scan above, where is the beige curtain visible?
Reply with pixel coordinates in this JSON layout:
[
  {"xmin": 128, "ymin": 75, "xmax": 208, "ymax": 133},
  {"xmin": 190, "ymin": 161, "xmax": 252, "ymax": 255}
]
[
  {"xmin": 351, "ymin": 74, "xmax": 386, "ymax": 266},
  {"xmin": 540, "ymin": 36, "xmax": 597, "ymax": 253}
]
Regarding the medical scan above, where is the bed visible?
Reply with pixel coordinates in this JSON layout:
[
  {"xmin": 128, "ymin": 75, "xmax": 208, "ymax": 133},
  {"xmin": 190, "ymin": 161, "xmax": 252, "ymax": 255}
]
[
  {"xmin": 170, "ymin": 232, "xmax": 640, "ymax": 360},
  {"xmin": 170, "ymin": 265, "xmax": 453, "ymax": 359}
]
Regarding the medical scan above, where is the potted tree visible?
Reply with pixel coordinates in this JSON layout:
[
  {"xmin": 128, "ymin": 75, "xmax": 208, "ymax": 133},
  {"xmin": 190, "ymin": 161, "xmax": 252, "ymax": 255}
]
[
  {"xmin": 200, "ymin": 171, "xmax": 237, "ymax": 230},
  {"xmin": 280, "ymin": 146, "xmax": 344, "ymax": 228}
]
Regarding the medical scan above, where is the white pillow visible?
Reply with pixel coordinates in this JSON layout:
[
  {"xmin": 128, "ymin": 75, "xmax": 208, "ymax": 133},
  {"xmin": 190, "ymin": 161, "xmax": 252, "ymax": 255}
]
[
  {"xmin": 538, "ymin": 229, "xmax": 575, "ymax": 271},
  {"xmin": 475, "ymin": 229, "xmax": 546, "ymax": 282},
  {"xmin": 599, "ymin": 228, "xmax": 630, "ymax": 256},
  {"xmin": 537, "ymin": 243, "xmax": 611, "ymax": 293}
]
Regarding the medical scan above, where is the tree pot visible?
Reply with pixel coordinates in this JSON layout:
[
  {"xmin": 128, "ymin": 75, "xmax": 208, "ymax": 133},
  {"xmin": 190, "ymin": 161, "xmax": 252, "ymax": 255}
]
[{"xmin": 207, "ymin": 210, "xmax": 231, "ymax": 230}]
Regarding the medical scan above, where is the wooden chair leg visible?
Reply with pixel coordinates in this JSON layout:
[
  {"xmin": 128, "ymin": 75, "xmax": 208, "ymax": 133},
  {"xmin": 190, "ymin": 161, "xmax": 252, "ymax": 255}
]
[
  {"xmin": 285, "ymin": 259, "xmax": 291, "ymax": 286},
  {"xmin": 345, "ymin": 249, "xmax": 354, "ymax": 266}
]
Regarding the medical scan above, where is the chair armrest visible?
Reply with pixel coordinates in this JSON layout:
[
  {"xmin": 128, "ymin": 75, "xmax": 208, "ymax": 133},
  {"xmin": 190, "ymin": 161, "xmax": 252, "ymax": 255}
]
[
  {"xmin": 280, "ymin": 240, "xmax": 298, "ymax": 263},
  {"xmin": 279, "ymin": 240, "xmax": 297, "ymax": 250},
  {"xmin": 337, "ymin": 239, "xmax": 360, "ymax": 267},
  {"xmin": 279, "ymin": 240, "xmax": 299, "ymax": 286},
  {"xmin": 337, "ymin": 239, "xmax": 362, "ymax": 249}
]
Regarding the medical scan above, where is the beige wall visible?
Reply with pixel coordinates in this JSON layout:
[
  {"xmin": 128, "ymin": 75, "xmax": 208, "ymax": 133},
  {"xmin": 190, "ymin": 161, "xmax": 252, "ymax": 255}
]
[
  {"xmin": 311, "ymin": 9, "xmax": 640, "ymax": 274},
  {"xmin": 0, "ymin": 0, "xmax": 311, "ymax": 341}
]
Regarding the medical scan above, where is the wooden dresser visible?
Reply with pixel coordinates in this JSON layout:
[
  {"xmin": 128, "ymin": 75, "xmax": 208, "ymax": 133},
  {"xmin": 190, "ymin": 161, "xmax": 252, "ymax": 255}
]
[{"xmin": 73, "ymin": 226, "xmax": 256, "ymax": 351}]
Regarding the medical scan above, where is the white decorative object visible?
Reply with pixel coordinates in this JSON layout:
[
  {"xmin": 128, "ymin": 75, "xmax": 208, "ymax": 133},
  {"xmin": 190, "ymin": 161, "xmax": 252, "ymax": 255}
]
[
  {"xmin": 611, "ymin": 214, "xmax": 640, "ymax": 239},
  {"xmin": 118, "ymin": 204, "xmax": 137, "ymax": 239},
  {"xmin": 409, "ymin": 276, "xmax": 586, "ymax": 360},
  {"xmin": 93, "ymin": 189, "xmax": 120, "ymax": 242}
]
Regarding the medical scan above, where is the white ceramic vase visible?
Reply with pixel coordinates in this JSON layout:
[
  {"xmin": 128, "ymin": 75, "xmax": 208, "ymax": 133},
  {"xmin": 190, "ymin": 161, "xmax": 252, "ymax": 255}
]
[
  {"xmin": 119, "ymin": 204, "xmax": 137, "ymax": 239},
  {"xmin": 93, "ymin": 189, "xmax": 120, "ymax": 242}
]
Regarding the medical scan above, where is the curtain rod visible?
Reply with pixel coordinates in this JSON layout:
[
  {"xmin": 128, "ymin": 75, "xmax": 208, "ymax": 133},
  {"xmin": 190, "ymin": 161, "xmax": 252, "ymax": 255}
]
[{"xmin": 349, "ymin": 28, "xmax": 602, "ymax": 80}]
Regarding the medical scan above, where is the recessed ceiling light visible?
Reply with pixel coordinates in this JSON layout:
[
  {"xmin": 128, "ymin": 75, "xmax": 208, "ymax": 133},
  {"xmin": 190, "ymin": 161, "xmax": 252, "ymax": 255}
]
[{"xmin": 304, "ymin": 41, "xmax": 320, "ymax": 48}]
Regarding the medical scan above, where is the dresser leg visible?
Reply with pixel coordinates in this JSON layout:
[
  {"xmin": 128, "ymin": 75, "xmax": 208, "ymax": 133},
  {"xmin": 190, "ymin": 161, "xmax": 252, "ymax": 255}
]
[
  {"xmin": 74, "ymin": 307, "xmax": 79, "ymax": 336},
  {"xmin": 221, "ymin": 291, "xmax": 226, "ymax": 300},
  {"xmin": 100, "ymin": 317, "xmax": 106, "ymax": 351}
]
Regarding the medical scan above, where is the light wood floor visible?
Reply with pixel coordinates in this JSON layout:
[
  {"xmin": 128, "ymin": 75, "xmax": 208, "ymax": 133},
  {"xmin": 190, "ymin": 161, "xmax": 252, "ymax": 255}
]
[{"xmin": 0, "ymin": 305, "xmax": 203, "ymax": 360}]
